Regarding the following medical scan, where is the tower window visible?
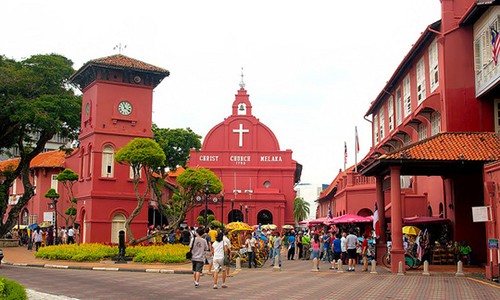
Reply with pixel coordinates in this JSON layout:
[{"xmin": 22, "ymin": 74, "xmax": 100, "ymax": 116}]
[{"xmin": 102, "ymin": 145, "xmax": 115, "ymax": 178}]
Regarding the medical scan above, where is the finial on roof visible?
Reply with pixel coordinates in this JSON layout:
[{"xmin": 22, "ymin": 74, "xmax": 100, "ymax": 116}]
[
  {"xmin": 113, "ymin": 43, "xmax": 127, "ymax": 54},
  {"xmin": 239, "ymin": 67, "xmax": 245, "ymax": 88}
]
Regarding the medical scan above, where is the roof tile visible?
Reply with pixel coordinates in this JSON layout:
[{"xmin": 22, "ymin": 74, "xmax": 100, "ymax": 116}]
[
  {"xmin": 383, "ymin": 132, "xmax": 500, "ymax": 161},
  {"xmin": 90, "ymin": 54, "xmax": 168, "ymax": 73}
]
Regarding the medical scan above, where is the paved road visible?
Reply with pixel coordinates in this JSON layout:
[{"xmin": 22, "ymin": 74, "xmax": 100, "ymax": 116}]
[{"xmin": 2, "ymin": 260, "xmax": 500, "ymax": 300}]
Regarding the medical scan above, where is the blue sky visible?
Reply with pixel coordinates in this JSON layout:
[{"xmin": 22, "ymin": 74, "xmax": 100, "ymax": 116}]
[{"xmin": 2, "ymin": 0, "xmax": 442, "ymax": 184}]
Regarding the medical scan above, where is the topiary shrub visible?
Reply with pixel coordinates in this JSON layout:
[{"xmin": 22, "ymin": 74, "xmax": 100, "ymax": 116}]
[{"xmin": 0, "ymin": 277, "xmax": 27, "ymax": 300}]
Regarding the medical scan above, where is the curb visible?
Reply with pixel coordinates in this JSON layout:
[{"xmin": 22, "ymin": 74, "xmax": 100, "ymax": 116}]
[{"xmin": 2, "ymin": 261, "xmax": 194, "ymax": 274}]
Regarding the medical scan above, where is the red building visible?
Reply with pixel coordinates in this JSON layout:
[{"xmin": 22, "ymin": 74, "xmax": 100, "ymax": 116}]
[
  {"xmin": 318, "ymin": 0, "xmax": 500, "ymax": 275},
  {"xmin": 186, "ymin": 80, "xmax": 301, "ymax": 227},
  {"xmin": 1, "ymin": 54, "xmax": 170, "ymax": 244}
]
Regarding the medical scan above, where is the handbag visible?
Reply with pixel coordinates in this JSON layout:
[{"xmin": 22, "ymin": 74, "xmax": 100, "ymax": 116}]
[{"xmin": 186, "ymin": 238, "xmax": 194, "ymax": 259}]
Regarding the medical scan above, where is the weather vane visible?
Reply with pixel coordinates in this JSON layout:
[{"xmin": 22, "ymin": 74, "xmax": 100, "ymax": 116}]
[
  {"xmin": 113, "ymin": 43, "xmax": 127, "ymax": 54},
  {"xmin": 239, "ymin": 67, "xmax": 245, "ymax": 88}
]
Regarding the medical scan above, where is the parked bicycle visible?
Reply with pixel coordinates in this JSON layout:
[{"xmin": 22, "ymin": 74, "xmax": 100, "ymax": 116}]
[{"xmin": 382, "ymin": 246, "xmax": 422, "ymax": 270}]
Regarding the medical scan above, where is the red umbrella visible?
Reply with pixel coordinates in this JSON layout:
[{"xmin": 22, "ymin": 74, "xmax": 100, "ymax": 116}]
[
  {"xmin": 306, "ymin": 216, "xmax": 332, "ymax": 225},
  {"xmin": 328, "ymin": 214, "xmax": 371, "ymax": 225}
]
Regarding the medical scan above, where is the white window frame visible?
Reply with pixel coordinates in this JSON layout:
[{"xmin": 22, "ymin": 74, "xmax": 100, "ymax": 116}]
[
  {"xmin": 396, "ymin": 88, "xmax": 403, "ymax": 126},
  {"xmin": 388, "ymin": 96, "xmax": 394, "ymax": 132},
  {"xmin": 129, "ymin": 165, "xmax": 142, "ymax": 180},
  {"xmin": 51, "ymin": 174, "xmax": 58, "ymax": 192},
  {"xmin": 33, "ymin": 172, "xmax": 37, "ymax": 195},
  {"xmin": 403, "ymin": 75, "xmax": 411, "ymax": 117},
  {"xmin": 416, "ymin": 58, "xmax": 426, "ymax": 105},
  {"xmin": 430, "ymin": 111, "xmax": 441, "ymax": 135},
  {"xmin": 429, "ymin": 40, "xmax": 439, "ymax": 92},
  {"xmin": 379, "ymin": 106, "xmax": 385, "ymax": 140},
  {"xmin": 373, "ymin": 114, "xmax": 379, "ymax": 144},
  {"xmin": 102, "ymin": 145, "xmax": 115, "ymax": 178},
  {"xmin": 417, "ymin": 123, "xmax": 428, "ymax": 141}
]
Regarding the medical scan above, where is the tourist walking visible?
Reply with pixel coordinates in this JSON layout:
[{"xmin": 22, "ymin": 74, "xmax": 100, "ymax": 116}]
[
  {"xmin": 245, "ymin": 233, "xmax": 257, "ymax": 268},
  {"xmin": 270, "ymin": 231, "xmax": 282, "ymax": 267},
  {"xmin": 321, "ymin": 232, "xmax": 332, "ymax": 263},
  {"xmin": 211, "ymin": 232, "xmax": 229, "ymax": 289},
  {"xmin": 340, "ymin": 232, "xmax": 348, "ymax": 264},
  {"xmin": 191, "ymin": 228, "xmax": 209, "ymax": 288},
  {"xmin": 331, "ymin": 234, "xmax": 342, "ymax": 270},
  {"xmin": 302, "ymin": 232, "xmax": 311, "ymax": 260},
  {"xmin": 346, "ymin": 230, "xmax": 358, "ymax": 272},
  {"xmin": 67, "ymin": 226, "xmax": 75, "ymax": 244},
  {"xmin": 287, "ymin": 233, "xmax": 296, "ymax": 260},
  {"xmin": 32, "ymin": 227, "xmax": 43, "ymax": 252},
  {"xmin": 361, "ymin": 233, "xmax": 369, "ymax": 271},
  {"xmin": 223, "ymin": 230, "xmax": 232, "ymax": 277},
  {"xmin": 297, "ymin": 232, "xmax": 303, "ymax": 259},
  {"xmin": 311, "ymin": 233, "xmax": 321, "ymax": 270}
]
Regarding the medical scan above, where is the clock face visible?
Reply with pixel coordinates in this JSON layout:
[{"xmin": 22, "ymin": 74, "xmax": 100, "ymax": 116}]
[
  {"xmin": 117, "ymin": 101, "xmax": 132, "ymax": 116},
  {"xmin": 133, "ymin": 75, "xmax": 142, "ymax": 83}
]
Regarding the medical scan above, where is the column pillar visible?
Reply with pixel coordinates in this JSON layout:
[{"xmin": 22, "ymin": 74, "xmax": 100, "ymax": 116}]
[
  {"xmin": 375, "ymin": 175, "xmax": 387, "ymax": 266},
  {"xmin": 390, "ymin": 166, "xmax": 404, "ymax": 273}
]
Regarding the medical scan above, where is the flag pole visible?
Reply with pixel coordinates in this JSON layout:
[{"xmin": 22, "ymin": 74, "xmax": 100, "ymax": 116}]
[
  {"xmin": 354, "ymin": 126, "xmax": 359, "ymax": 173},
  {"xmin": 343, "ymin": 141, "xmax": 347, "ymax": 172}
]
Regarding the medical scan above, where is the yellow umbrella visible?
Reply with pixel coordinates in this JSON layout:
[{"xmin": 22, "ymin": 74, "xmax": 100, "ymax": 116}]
[
  {"xmin": 402, "ymin": 226, "xmax": 420, "ymax": 235},
  {"xmin": 282, "ymin": 224, "xmax": 294, "ymax": 230},
  {"xmin": 226, "ymin": 221, "xmax": 252, "ymax": 231},
  {"xmin": 261, "ymin": 224, "xmax": 277, "ymax": 230}
]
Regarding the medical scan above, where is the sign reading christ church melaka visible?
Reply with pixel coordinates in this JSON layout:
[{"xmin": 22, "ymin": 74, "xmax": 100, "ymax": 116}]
[{"xmin": 198, "ymin": 154, "xmax": 283, "ymax": 165}]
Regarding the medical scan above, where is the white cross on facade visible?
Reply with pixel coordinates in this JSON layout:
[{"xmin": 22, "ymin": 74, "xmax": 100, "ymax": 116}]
[{"xmin": 233, "ymin": 123, "xmax": 249, "ymax": 147}]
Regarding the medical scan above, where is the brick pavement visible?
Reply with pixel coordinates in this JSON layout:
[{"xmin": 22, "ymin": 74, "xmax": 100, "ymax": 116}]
[{"xmin": 1, "ymin": 247, "xmax": 499, "ymax": 300}]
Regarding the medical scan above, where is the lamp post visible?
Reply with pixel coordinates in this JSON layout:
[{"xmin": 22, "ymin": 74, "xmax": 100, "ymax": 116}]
[
  {"xmin": 45, "ymin": 189, "xmax": 60, "ymax": 245},
  {"xmin": 245, "ymin": 205, "xmax": 249, "ymax": 224},
  {"xmin": 230, "ymin": 199, "xmax": 235, "ymax": 222},
  {"xmin": 239, "ymin": 203, "xmax": 243, "ymax": 222},
  {"xmin": 195, "ymin": 181, "xmax": 221, "ymax": 228}
]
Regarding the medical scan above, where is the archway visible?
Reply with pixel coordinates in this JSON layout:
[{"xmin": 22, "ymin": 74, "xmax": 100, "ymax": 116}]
[
  {"xmin": 357, "ymin": 208, "xmax": 373, "ymax": 217},
  {"xmin": 81, "ymin": 210, "xmax": 86, "ymax": 244},
  {"xmin": 228, "ymin": 209, "xmax": 244, "ymax": 223},
  {"xmin": 257, "ymin": 210, "xmax": 273, "ymax": 225},
  {"xmin": 199, "ymin": 209, "xmax": 215, "ymax": 226},
  {"xmin": 111, "ymin": 213, "xmax": 126, "ymax": 244}
]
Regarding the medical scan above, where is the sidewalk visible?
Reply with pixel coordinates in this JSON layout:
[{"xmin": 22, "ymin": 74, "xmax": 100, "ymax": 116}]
[
  {"xmin": 1, "ymin": 246, "xmax": 195, "ymax": 274},
  {"xmin": 0, "ymin": 246, "xmax": 485, "ymax": 277}
]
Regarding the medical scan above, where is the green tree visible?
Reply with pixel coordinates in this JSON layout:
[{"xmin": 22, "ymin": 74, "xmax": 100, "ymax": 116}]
[
  {"xmin": 56, "ymin": 168, "xmax": 79, "ymax": 227},
  {"xmin": 168, "ymin": 167, "xmax": 222, "ymax": 229},
  {"xmin": 149, "ymin": 124, "xmax": 202, "ymax": 234},
  {"xmin": 293, "ymin": 197, "xmax": 310, "ymax": 225},
  {"xmin": 115, "ymin": 138, "xmax": 166, "ymax": 244},
  {"xmin": 0, "ymin": 54, "xmax": 81, "ymax": 238},
  {"xmin": 152, "ymin": 124, "xmax": 202, "ymax": 171}
]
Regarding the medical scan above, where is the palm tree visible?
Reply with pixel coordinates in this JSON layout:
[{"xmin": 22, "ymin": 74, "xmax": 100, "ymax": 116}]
[{"xmin": 293, "ymin": 197, "xmax": 310, "ymax": 225}]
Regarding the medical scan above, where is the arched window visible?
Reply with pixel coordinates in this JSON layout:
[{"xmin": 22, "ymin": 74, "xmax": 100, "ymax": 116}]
[
  {"xmin": 102, "ymin": 145, "xmax": 115, "ymax": 177},
  {"xmin": 257, "ymin": 210, "xmax": 273, "ymax": 225},
  {"xmin": 111, "ymin": 213, "xmax": 126, "ymax": 244},
  {"xmin": 87, "ymin": 144, "xmax": 93, "ymax": 178}
]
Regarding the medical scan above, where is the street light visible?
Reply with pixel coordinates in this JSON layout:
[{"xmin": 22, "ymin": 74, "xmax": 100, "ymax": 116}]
[
  {"xmin": 45, "ymin": 188, "xmax": 60, "ymax": 245},
  {"xmin": 245, "ymin": 205, "xmax": 249, "ymax": 224},
  {"xmin": 230, "ymin": 199, "xmax": 235, "ymax": 222},
  {"xmin": 195, "ymin": 182, "xmax": 220, "ymax": 227}
]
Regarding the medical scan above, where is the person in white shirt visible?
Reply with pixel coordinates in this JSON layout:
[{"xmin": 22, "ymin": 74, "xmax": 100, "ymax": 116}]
[
  {"xmin": 340, "ymin": 232, "xmax": 348, "ymax": 264},
  {"xmin": 222, "ymin": 230, "xmax": 232, "ymax": 277},
  {"xmin": 32, "ymin": 227, "xmax": 43, "ymax": 251},
  {"xmin": 211, "ymin": 231, "xmax": 229, "ymax": 289},
  {"xmin": 67, "ymin": 226, "xmax": 75, "ymax": 244}
]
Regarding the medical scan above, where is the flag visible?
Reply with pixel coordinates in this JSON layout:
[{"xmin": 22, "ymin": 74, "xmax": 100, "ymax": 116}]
[
  {"xmin": 491, "ymin": 27, "xmax": 500, "ymax": 65},
  {"xmin": 416, "ymin": 231, "xmax": 423, "ymax": 261},
  {"xmin": 373, "ymin": 202, "xmax": 380, "ymax": 238},
  {"xmin": 328, "ymin": 204, "xmax": 333, "ymax": 219},
  {"xmin": 355, "ymin": 126, "xmax": 360, "ymax": 153}
]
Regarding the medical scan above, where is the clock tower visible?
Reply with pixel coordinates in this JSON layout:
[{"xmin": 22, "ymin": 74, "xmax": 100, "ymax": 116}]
[{"xmin": 67, "ymin": 54, "xmax": 169, "ymax": 243}]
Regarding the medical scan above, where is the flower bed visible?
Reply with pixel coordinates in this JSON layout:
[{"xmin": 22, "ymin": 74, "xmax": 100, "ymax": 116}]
[{"xmin": 34, "ymin": 243, "xmax": 189, "ymax": 263}]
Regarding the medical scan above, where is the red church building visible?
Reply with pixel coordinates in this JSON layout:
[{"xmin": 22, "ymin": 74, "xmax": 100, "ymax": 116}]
[{"xmin": 186, "ymin": 79, "xmax": 302, "ymax": 228}]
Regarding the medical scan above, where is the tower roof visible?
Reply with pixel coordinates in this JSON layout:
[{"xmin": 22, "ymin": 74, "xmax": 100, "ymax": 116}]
[{"xmin": 70, "ymin": 54, "xmax": 170, "ymax": 91}]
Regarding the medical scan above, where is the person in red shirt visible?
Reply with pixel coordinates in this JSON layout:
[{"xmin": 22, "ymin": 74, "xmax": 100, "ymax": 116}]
[{"xmin": 361, "ymin": 234, "xmax": 369, "ymax": 271}]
